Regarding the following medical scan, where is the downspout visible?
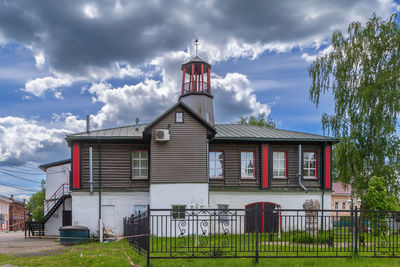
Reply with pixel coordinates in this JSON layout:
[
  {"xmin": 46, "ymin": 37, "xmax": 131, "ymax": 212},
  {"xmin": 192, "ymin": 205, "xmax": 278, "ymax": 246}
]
[
  {"xmin": 89, "ymin": 147, "xmax": 93, "ymax": 194},
  {"xmin": 98, "ymin": 139, "xmax": 102, "ymax": 242},
  {"xmin": 206, "ymin": 138, "xmax": 210, "ymax": 206},
  {"xmin": 298, "ymin": 144, "xmax": 308, "ymax": 192}
]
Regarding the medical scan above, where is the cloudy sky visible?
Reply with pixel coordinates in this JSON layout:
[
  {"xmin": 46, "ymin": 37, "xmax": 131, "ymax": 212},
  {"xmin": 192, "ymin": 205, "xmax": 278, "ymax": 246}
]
[{"xmin": 0, "ymin": 0, "xmax": 399, "ymax": 199}]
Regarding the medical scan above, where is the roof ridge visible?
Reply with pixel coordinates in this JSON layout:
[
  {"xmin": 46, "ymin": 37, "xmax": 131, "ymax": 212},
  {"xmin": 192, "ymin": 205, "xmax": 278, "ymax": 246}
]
[
  {"xmin": 67, "ymin": 123, "xmax": 149, "ymax": 137},
  {"xmin": 215, "ymin": 123, "xmax": 334, "ymax": 139}
]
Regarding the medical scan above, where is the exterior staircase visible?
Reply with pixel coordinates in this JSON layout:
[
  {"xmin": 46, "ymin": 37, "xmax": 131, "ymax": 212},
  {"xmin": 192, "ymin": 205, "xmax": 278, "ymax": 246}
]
[{"xmin": 25, "ymin": 184, "xmax": 70, "ymax": 237}]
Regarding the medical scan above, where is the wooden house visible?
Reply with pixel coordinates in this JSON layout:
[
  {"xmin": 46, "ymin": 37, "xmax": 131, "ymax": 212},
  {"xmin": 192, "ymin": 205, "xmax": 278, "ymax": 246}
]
[{"xmin": 42, "ymin": 55, "xmax": 338, "ymax": 236}]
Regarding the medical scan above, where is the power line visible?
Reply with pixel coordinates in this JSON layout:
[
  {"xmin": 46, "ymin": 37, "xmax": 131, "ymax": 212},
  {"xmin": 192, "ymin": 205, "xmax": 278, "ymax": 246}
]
[
  {"xmin": 0, "ymin": 160, "xmax": 40, "ymax": 170},
  {"xmin": 0, "ymin": 181, "xmax": 39, "ymax": 192},
  {"xmin": 0, "ymin": 167, "xmax": 44, "ymax": 175},
  {"xmin": 0, "ymin": 170, "xmax": 42, "ymax": 183}
]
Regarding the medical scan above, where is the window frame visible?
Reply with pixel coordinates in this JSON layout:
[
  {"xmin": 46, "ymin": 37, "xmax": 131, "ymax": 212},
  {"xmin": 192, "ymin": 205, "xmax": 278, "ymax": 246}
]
[
  {"xmin": 342, "ymin": 202, "xmax": 346, "ymax": 210},
  {"xmin": 175, "ymin": 112, "xmax": 184, "ymax": 123},
  {"xmin": 131, "ymin": 149, "xmax": 149, "ymax": 180},
  {"xmin": 334, "ymin": 202, "xmax": 339, "ymax": 210},
  {"xmin": 303, "ymin": 151, "xmax": 318, "ymax": 179},
  {"xmin": 171, "ymin": 205, "xmax": 186, "ymax": 220},
  {"xmin": 209, "ymin": 150, "xmax": 225, "ymax": 179},
  {"xmin": 240, "ymin": 150, "xmax": 256, "ymax": 179},
  {"xmin": 272, "ymin": 151, "xmax": 288, "ymax": 179}
]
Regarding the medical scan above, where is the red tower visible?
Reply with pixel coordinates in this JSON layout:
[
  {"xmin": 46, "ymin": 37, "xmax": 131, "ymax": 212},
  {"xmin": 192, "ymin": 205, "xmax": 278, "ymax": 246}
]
[
  {"xmin": 180, "ymin": 56, "xmax": 212, "ymax": 96},
  {"xmin": 179, "ymin": 45, "xmax": 215, "ymax": 124}
]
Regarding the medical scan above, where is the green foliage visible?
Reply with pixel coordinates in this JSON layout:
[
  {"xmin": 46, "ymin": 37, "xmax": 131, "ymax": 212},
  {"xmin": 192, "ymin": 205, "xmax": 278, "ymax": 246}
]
[
  {"xmin": 308, "ymin": 13, "xmax": 400, "ymax": 203},
  {"xmin": 237, "ymin": 113, "xmax": 276, "ymax": 128},
  {"xmin": 363, "ymin": 176, "xmax": 398, "ymax": 211},
  {"xmin": 291, "ymin": 231, "xmax": 330, "ymax": 244},
  {"xmin": 26, "ymin": 179, "xmax": 45, "ymax": 221}
]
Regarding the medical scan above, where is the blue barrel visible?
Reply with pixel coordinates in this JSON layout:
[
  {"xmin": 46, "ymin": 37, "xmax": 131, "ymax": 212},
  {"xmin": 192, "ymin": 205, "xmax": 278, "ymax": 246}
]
[{"xmin": 59, "ymin": 225, "xmax": 90, "ymax": 245}]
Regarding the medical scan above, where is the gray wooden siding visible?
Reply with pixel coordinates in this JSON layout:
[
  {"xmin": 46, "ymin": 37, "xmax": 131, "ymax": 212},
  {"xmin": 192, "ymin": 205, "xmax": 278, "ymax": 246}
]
[
  {"xmin": 79, "ymin": 143, "xmax": 150, "ymax": 191},
  {"xmin": 269, "ymin": 144, "xmax": 322, "ymax": 188},
  {"xmin": 209, "ymin": 143, "xmax": 261, "ymax": 189},
  {"xmin": 150, "ymin": 107, "xmax": 208, "ymax": 183}
]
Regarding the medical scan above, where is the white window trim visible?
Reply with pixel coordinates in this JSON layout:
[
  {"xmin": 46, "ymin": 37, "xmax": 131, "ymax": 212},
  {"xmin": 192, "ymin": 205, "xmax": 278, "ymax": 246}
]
[
  {"xmin": 303, "ymin": 151, "xmax": 317, "ymax": 179},
  {"xmin": 209, "ymin": 151, "xmax": 224, "ymax": 179},
  {"xmin": 240, "ymin": 151, "xmax": 256, "ymax": 179},
  {"xmin": 132, "ymin": 150, "xmax": 149, "ymax": 179},
  {"xmin": 272, "ymin": 151, "xmax": 287, "ymax": 179}
]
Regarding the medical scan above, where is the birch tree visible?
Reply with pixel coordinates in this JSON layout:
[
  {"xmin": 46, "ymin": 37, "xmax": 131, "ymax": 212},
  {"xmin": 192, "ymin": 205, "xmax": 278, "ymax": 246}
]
[{"xmin": 308, "ymin": 14, "xmax": 400, "ymax": 207}]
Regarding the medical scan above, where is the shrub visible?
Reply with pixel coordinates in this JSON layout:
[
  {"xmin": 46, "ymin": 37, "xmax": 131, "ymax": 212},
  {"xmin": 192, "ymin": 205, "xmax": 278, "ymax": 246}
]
[{"xmin": 291, "ymin": 231, "xmax": 330, "ymax": 244}]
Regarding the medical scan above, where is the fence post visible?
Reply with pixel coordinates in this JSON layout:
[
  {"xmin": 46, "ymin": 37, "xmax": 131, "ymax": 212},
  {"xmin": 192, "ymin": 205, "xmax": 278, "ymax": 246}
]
[
  {"xmin": 255, "ymin": 208, "xmax": 259, "ymax": 263},
  {"xmin": 147, "ymin": 205, "xmax": 150, "ymax": 267},
  {"xmin": 354, "ymin": 206, "xmax": 358, "ymax": 255}
]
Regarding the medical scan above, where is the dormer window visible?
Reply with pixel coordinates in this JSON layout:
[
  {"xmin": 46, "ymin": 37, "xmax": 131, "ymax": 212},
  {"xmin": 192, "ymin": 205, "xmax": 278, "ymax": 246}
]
[{"xmin": 175, "ymin": 112, "xmax": 183, "ymax": 123}]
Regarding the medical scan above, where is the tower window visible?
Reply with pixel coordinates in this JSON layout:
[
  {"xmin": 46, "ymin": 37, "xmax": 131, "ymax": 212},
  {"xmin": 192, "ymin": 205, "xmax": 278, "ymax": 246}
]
[
  {"xmin": 175, "ymin": 112, "xmax": 183, "ymax": 123},
  {"xmin": 205, "ymin": 113, "xmax": 209, "ymax": 122}
]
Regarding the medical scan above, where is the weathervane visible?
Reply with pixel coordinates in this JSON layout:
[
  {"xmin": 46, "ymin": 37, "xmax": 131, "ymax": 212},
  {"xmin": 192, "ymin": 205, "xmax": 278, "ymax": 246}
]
[{"xmin": 194, "ymin": 39, "xmax": 199, "ymax": 56}]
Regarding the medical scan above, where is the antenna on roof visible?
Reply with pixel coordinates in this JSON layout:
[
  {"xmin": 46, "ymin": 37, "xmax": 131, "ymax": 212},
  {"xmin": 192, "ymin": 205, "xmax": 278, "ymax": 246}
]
[
  {"xmin": 86, "ymin": 115, "xmax": 90, "ymax": 133},
  {"xmin": 194, "ymin": 39, "xmax": 199, "ymax": 56},
  {"xmin": 135, "ymin": 117, "xmax": 139, "ymax": 131}
]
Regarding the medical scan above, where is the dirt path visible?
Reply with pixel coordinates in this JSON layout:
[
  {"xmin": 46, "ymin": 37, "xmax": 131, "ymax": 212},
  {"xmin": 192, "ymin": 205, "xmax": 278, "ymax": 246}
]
[{"xmin": 0, "ymin": 231, "xmax": 65, "ymax": 257}]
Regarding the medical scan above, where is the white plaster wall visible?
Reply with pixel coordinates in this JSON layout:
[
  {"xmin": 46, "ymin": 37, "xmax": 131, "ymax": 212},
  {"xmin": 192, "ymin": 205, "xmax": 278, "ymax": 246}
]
[
  {"xmin": 71, "ymin": 192, "xmax": 149, "ymax": 236},
  {"xmin": 209, "ymin": 190, "xmax": 332, "ymax": 232},
  {"xmin": 45, "ymin": 163, "xmax": 70, "ymax": 200},
  {"xmin": 44, "ymin": 198, "xmax": 72, "ymax": 236},
  {"xmin": 209, "ymin": 190, "xmax": 331, "ymax": 210},
  {"xmin": 150, "ymin": 183, "xmax": 209, "ymax": 209}
]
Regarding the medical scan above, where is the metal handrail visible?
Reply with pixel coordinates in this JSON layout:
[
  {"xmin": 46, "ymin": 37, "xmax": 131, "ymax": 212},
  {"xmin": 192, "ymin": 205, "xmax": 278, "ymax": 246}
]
[{"xmin": 43, "ymin": 183, "xmax": 69, "ymax": 215}]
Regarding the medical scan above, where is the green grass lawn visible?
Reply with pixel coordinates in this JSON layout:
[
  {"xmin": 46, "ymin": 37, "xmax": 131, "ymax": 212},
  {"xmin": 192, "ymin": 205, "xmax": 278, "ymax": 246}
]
[{"xmin": 0, "ymin": 240, "xmax": 400, "ymax": 267}]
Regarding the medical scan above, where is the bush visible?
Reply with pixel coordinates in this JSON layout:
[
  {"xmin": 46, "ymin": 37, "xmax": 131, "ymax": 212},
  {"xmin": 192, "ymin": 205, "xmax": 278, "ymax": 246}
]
[{"xmin": 291, "ymin": 231, "xmax": 331, "ymax": 244}]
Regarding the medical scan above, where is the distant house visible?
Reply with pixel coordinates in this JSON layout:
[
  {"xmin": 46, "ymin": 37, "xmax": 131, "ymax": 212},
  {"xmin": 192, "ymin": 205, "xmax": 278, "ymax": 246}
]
[
  {"xmin": 331, "ymin": 182, "xmax": 360, "ymax": 216},
  {"xmin": 0, "ymin": 195, "xmax": 11, "ymax": 231},
  {"xmin": 9, "ymin": 195, "xmax": 26, "ymax": 231},
  {"xmin": 39, "ymin": 55, "xmax": 338, "ymax": 236}
]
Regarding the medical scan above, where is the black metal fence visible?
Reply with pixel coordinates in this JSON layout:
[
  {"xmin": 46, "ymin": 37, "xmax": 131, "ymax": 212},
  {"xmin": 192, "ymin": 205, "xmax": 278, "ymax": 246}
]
[{"xmin": 124, "ymin": 207, "xmax": 400, "ymax": 264}]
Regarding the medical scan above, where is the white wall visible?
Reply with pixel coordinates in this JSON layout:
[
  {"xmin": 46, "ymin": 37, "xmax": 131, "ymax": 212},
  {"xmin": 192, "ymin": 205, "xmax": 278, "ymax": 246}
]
[
  {"xmin": 44, "ymin": 198, "xmax": 72, "ymax": 236},
  {"xmin": 150, "ymin": 183, "xmax": 209, "ymax": 209},
  {"xmin": 71, "ymin": 192, "xmax": 149, "ymax": 236},
  {"xmin": 45, "ymin": 163, "xmax": 70, "ymax": 200},
  {"xmin": 209, "ymin": 190, "xmax": 331, "ymax": 210}
]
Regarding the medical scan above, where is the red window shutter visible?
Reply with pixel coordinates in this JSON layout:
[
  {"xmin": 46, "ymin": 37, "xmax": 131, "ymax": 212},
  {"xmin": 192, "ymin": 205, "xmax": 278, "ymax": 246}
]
[
  {"xmin": 72, "ymin": 143, "xmax": 80, "ymax": 189},
  {"xmin": 262, "ymin": 144, "xmax": 268, "ymax": 188},
  {"xmin": 324, "ymin": 145, "xmax": 331, "ymax": 189}
]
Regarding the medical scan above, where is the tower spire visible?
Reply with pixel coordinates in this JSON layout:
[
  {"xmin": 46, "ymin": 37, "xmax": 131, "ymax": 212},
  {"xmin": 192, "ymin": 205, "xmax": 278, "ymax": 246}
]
[{"xmin": 194, "ymin": 39, "xmax": 199, "ymax": 56}]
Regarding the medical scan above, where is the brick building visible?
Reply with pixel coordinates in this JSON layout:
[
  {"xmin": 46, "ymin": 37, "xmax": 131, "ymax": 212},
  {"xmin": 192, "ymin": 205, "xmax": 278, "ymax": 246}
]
[{"xmin": 9, "ymin": 195, "xmax": 26, "ymax": 231}]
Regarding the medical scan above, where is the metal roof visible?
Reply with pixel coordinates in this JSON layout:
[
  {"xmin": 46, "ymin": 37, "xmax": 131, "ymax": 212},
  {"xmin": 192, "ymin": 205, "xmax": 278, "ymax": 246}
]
[
  {"xmin": 66, "ymin": 124, "xmax": 147, "ymax": 140},
  {"xmin": 214, "ymin": 124, "xmax": 338, "ymax": 142},
  {"xmin": 66, "ymin": 122, "xmax": 337, "ymax": 143},
  {"xmin": 39, "ymin": 159, "xmax": 71, "ymax": 172}
]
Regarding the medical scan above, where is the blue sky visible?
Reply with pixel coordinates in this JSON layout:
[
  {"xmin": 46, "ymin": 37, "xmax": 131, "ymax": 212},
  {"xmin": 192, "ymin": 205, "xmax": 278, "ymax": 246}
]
[{"xmin": 0, "ymin": 0, "xmax": 399, "ymax": 199}]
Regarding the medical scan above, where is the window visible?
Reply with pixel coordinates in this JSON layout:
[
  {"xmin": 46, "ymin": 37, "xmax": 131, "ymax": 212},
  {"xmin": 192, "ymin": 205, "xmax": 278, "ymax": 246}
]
[
  {"xmin": 303, "ymin": 152, "xmax": 317, "ymax": 178},
  {"xmin": 172, "ymin": 205, "xmax": 186, "ymax": 219},
  {"xmin": 205, "ymin": 113, "xmax": 209, "ymax": 122},
  {"xmin": 175, "ymin": 112, "xmax": 183, "ymax": 123},
  {"xmin": 342, "ymin": 202, "xmax": 346, "ymax": 210},
  {"xmin": 273, "ymin": 152, "xmax": 287, "ymax": 178},
  {"xmin": 241, "ymin": 151, "xmax": 255, "ymax": 178},
  {"xmin": 335, "ymin": 202, "xmax": 339, "ymax": 210},
  {"xmin": 209, "ymin": 151, "xmax": 224, "ymax": 178},
  {"xmin": 218, "ymin": 204, "xmax": 229, "ymax": 223},
  {"xmin": 132, "ymin": 150, "xmax": 148, "ymax": 179}
]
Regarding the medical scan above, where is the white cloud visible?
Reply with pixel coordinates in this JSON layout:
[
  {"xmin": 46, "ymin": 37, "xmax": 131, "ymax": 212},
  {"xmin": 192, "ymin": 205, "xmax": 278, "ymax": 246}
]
[
  {"xmin": 23, "ymin": 75, "xmax": 74, "ymax": 97},
  {"xmin": 0, "ymin": 116, "xmax": 71, "ymax": 163},
  {"xmin": 83, "ymin": 4, "xmax": 100, "ymax": 19},
  {"xmin": 301, "ymin": 45, "xmax": 334, "ymax": 63},
  {"xmin": 34, "ymin": 51, "xmax": 45, "ymax": 68}
]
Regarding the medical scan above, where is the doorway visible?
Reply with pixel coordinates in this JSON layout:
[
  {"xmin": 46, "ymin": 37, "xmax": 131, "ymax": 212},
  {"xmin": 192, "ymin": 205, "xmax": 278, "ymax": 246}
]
[{"xmin": 245, "ymin": 202, "xmax": 280, "ymax": 233}]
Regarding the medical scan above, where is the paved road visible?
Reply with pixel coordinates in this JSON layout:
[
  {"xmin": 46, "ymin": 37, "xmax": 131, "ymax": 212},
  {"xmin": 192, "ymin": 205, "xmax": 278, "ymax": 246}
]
[{"xmin": 0, "ymin": 231, "xmax": 64, "ymax": 256}]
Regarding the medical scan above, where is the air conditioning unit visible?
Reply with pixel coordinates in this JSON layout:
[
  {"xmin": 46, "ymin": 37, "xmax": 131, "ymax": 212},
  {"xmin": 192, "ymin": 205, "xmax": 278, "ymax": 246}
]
[{"xmin": 155, "ymin": 129, "xmax": 170, "ymax": 142}]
